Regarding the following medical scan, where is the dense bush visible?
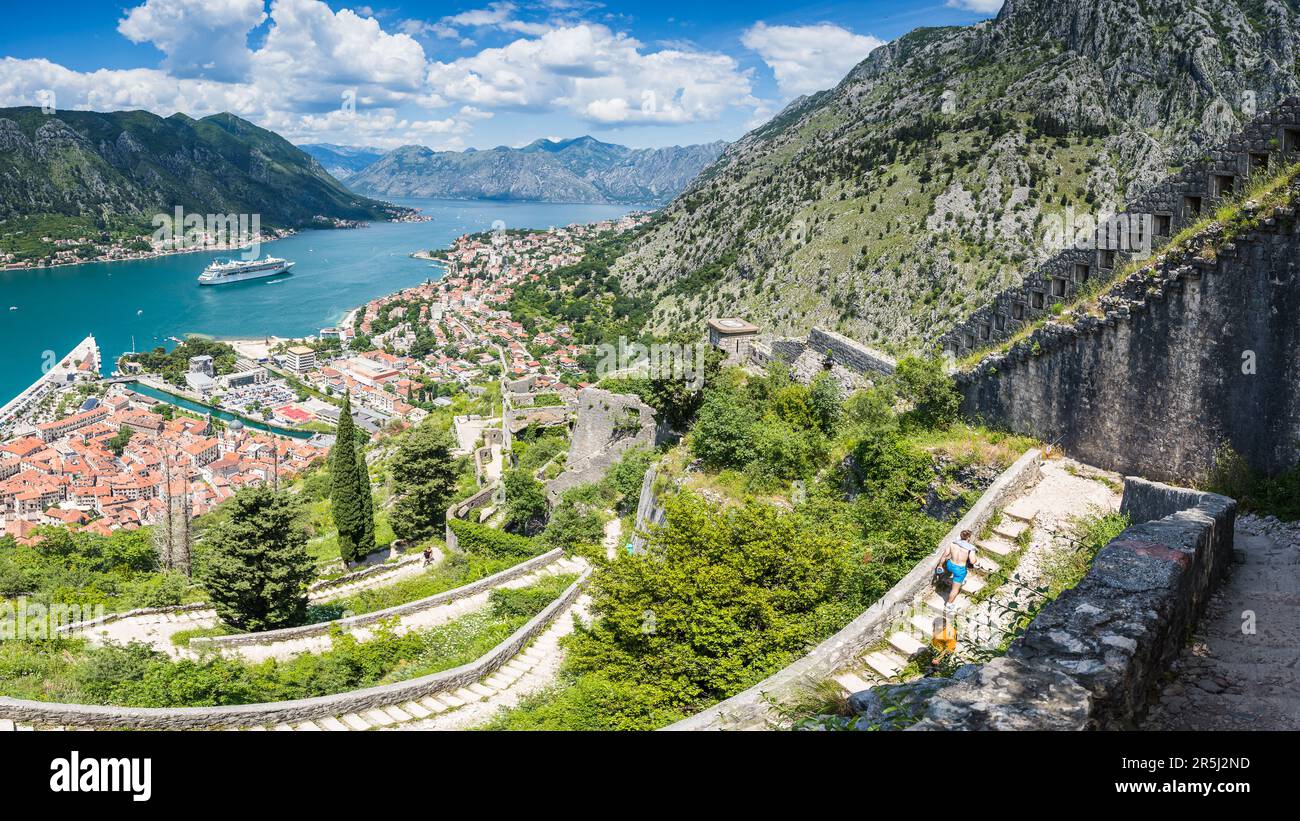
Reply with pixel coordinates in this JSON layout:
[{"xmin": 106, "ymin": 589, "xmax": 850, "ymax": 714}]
[
  {"xmin": 0, "ymin": 527, "xmax": 192, "ymax": 612},
  {"xmin": 448, "ymin": 518, "xmax": 545, "ymax": 559}
]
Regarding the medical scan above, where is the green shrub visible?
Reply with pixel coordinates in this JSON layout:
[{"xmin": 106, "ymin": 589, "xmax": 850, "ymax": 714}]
[{"xmin": 449, "ymin": 518, "xmax": 545, "ymax": 559}]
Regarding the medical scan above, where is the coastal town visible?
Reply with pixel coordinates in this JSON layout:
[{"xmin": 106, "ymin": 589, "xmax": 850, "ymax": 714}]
[{"xmin": 0, "ymin": 213, "xmax": 649, "ymax": 545}]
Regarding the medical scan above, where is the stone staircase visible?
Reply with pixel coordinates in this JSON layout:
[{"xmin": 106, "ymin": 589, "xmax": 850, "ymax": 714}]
[{"xmin": 829, "ymin": 501, "xmax": 1039, "ymax": 694}]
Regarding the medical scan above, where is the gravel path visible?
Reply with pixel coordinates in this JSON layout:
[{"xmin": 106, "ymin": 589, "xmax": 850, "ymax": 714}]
[{"xmin": 1141, "ymin": 514, "xmax": 1300, "ymax": 730}]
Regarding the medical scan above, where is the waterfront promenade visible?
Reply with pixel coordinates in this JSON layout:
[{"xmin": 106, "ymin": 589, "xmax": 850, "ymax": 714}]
[{"xmin": 0, "ymin": 335, "xmax": 99, "ymax": 435}]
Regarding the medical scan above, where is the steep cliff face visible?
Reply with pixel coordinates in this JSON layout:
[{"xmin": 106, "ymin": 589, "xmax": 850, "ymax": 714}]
[
  {"xmin": 346, "ymin": 136, "xmax": 726, "ymax": 205},
  {"xmin": 614, "ymin": 0, "xmax": 1300, "ymax": 351},
  {"xmin": 0, "ymin": 108, "xmax": 404, "ymax": 227}
]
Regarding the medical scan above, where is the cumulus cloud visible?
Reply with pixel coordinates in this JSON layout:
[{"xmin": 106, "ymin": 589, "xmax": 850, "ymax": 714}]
[
  {"xmin": 427, "ymin": 24, "xmax": 753, "ymax": 124},
  {"xmin": 0, "ymin": 0, "xmax": 756, "ymax": 145},
  {"xmin": 117, "ymin": 0, "xmax": 267, "ymax": 82},
  {"xmin": 945, "ymin": 0, "xmax": 1005, "ymax": 12},
  {"xmin": 742, "ymin": 22, "xmax": 884, "ymax": 97}
]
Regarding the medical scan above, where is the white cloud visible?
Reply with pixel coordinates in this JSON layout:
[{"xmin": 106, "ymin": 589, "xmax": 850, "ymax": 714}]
[
  {"xmin": 117, "ymin": 0, "xmax": 267, "ymax": 82},
  {"xmin": 427, "ymin": 24, "xmax": 754, "ymax": 124},
  {"xmin": 0, "ymin": 0, "xmax": 754, "ymax": 146},
  {"xmin": 945, "ymin": 0, "xmax": 1005, "ymax": 13},
  {"xmin": 742, "ymin": 22, "xmax": 884, "ymax": 97}
]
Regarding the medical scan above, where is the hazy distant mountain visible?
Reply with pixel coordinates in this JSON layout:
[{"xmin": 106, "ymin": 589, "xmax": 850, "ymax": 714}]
[
  {"xmin": 298, "ymin": 143, "xmax": 387, "ymax": 180},
  {"xmin": 345, "ymin": 136, "xmax": 727, "ymax": 204},
  {"xmin": 0, "ymin": 108, "xmax": 408, "ymax": 227}
]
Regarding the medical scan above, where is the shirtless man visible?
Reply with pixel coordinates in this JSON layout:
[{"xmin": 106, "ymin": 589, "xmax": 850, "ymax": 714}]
[{"xmin": 934, "ymin": 529, "xmax": 978, "ymax": 612}]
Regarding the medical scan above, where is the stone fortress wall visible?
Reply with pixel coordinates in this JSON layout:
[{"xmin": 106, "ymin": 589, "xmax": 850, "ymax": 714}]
[
  {"xmin": 908, "ymin": 479, "xmax": 1235, "ymax": 730},
  {"xmin": 941, "ymin": 97, "xmax": 1300, "ymax": 359},
  {"xmin": 744, "ymin": 325, "xmax": 896, "ymax": 386},
  {"xmin": 958, "ymin": 191, "xmax": 1300, "ymax": 482}
]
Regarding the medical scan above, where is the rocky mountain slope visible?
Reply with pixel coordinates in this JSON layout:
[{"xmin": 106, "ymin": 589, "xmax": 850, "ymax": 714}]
[
  {"xmin": 347, "ymin": 136, "xmax": 726, "ymax": 204},
  {"xmin": 614, "ymin": 0, "xmax": 1300, "ymax": 351},
  {"xmin": 0, "ymin": 108, "xmax": 409, "ymax": 228},
  {"xmin": 298, "ymin": 143, "xmax": 387, "ymax": 181}
]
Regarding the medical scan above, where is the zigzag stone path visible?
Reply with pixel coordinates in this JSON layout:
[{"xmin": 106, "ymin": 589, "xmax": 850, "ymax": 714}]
[
  {"xmin": 829, "ymin": 458, "xmax": 1121, "ymax": 697},
  {"xmin": 71, "ymin": 546, "xmax": 445, "ymax": 658},
  {"xmin": 383, "ymin": 518, "xmax": 622, "ymax": 730},
  {"xmin": 1141, "ymin": 514, "xmax": 1300, "ymax": 730}
]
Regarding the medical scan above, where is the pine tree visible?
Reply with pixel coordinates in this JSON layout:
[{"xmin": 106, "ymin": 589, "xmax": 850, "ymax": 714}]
[
  {"xmin": 389, "ymin": 424, "xmax": 459, "ymax": 544},
  {"xmin": 199, "ymin": 486, "xmax": 314, "ymax": 631},
  {"xmin": 329, "ymin": 391, "xmax": 365, "ymax": 563}
]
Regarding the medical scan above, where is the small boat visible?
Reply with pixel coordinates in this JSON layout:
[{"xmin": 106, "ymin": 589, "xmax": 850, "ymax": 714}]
[{"xmin": 7, "ymin": 306, "xmax": 15, "ymax": 311}]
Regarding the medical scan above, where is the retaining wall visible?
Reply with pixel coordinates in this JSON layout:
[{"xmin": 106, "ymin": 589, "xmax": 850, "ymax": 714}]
[
  {"xmin": 907, "ymin": 478, "xmax": 1235, "ymax": 730},
  {"xmin": 665, "ymin": 448, "xmax": 1042, "ymax": 730},
  {"xmin": 0, "ymin": 570, "xmax": 589, "ymax": 729},
  {"xmin": 444, "ymin": 484, "xmax": 498, "ymax": 551}
]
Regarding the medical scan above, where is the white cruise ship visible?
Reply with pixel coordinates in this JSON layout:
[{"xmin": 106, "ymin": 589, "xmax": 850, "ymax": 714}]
[{"xmin": 197, "ymin": 256, "xmax": 294, "ymax": 285}]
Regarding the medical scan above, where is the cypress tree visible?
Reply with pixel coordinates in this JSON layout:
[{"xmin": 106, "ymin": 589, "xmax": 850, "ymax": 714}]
[
  {"xmin": 329, "ymin": 391, "xmax": 364, "ymax": 563},
  {"xmin": 356, "ymin": 446, "xmax": 376, "ymax": 555}
]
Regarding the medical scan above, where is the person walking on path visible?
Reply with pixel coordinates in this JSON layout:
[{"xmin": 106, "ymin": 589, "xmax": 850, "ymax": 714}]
[{"xmin": 934, "ymin": 529, "xmax": 978, "ymax": 613}]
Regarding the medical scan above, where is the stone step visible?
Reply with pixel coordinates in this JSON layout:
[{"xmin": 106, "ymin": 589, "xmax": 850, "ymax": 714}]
[
  {"xmin": 1002, "ymin": 500, "xmax": 1039, "ymax": 523},
  {"xmin": 244, "ymin": 725, "xmax": 267, "ymax": 731},
  {"xmin": 272, "ymin": 723, "xmax": 294, "ymax": 731},
  {"xmin": 293, "ymin": 721, "xmax": 322, "ymax": 731},
  {"xmin": 438, "ymin": 692, "xmax": 466, "ymax": 708},
  {"xmin": 0, "ymin": 720, "xmax": 14, "ymax": 731},
  {"xmin": 419, "ymin": 695, "xmax": 451, "ymax": 713},
  {"xmin": 993, "ymin": 520, "xmax": 1029, "ymax": 541},
  {"xmin": 339, "ymin": 713, "xmax": 372, "ymax": 731},
  {"xmin": 467, "ymin": 683, "xmax": 495, "ymax": 698},
  {"xmin": 401, "ymin": 701, "xmax": 431, "ymax": 719},
  {"xmin": 961, "ymin": 574, "xmax": 987, "ymax": 594},
  {"xmin": 382, "ymin": 705, "xmax": 413, "ymax": 723},
  {"xmin": 484, "ymin": 674, "xmax": 513, "ymax": 690},
  {"xmin": 924, "ymin": 592, "xmax": 972, "ymax": 614},
  {"xmin": 862, "ymin": 650, "xmax": 906, "ymax": 679},
  {"xmin": 451, "ymin": 687, "xmax": 482, "ymax": 704},
  {"xmin": 317, "ymin": 716, "xmax": 350, "ymax": 731},
  {"xmin": 832, "ymin": 671, "xmax": 873, "ymax": 694},
  {"xmin": 361, "ymin": 708, "xmax": 399, "ymax": 727},
  {"xmin": 975, "ymin": 555, "xmax": 1000, "ymax": 573},
  {"xmin": 979, "ymin": 539, "xmax": 1015, "ymax": 557},
  {"xmin": 888, "ymin": 632, "xmax": 925, "ymax": 657}
]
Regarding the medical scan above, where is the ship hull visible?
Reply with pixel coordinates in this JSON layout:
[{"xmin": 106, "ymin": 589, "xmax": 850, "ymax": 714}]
[{"xmin": 198, "ymin": 260, "xmax": 294, "ymax": 285}]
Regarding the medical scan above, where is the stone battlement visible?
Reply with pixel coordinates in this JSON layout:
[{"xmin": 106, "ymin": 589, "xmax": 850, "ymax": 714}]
[
  {"xmin": 959, "ymin": 192, "xmax": 1300, "ymax": 481},
  {"xmin": 942, "ymin": 96, "xmax": 1300, "ymax": 359}
]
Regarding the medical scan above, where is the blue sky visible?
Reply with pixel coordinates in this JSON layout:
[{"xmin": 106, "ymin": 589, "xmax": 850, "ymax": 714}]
[{"xmin": 0, "ymin": 0, "xmax": 1002, "ymax": 150}]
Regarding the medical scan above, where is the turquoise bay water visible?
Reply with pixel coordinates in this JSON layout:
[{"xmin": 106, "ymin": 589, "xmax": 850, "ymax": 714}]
[{"xmin": 0, "ymin": 199, "xmax": 640, "ymax": 403}]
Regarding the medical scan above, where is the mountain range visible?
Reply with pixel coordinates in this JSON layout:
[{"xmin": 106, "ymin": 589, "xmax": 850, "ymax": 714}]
[
  {"xmin": 0, "ymin": 109, "xmax": 408, "ymax": 229},
  {"xmin": 343, "ymin": 136, "xmax": 727, "ymax": 205},
  {"xmin": 612, "ymin": 0, "xmax": 1300, "ymax": 351},
  {"xmin": 298, "ymin": 143, "xmax": 388, "ymax": 180}
]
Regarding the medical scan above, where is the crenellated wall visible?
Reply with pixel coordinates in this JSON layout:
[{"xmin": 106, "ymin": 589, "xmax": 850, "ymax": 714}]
[
  {"xmin": 959, "ymin": 197, "xmax": 1300, "ymax": 482},
  {"xmin": 942, "ymin": 97, "xmax": 1300, "ymax": 359}
]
